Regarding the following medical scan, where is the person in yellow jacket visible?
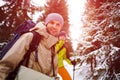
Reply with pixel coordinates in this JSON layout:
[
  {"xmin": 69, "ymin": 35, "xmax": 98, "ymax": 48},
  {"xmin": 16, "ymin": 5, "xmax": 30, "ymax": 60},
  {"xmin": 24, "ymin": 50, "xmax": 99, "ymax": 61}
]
[{"xmin": 55, "ymin": 31, "xmax": 72, "ymax": 80}]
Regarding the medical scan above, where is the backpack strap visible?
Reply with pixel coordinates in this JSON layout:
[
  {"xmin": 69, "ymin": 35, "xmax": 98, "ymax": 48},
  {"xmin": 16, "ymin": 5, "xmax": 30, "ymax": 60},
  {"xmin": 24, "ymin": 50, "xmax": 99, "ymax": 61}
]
[
  {"xmin": 23, "ymin": 31, "xmax": 42, "ymax": 66},
  {"xmin": 51, "ymin": 45, "xmax": 56, "ymax": 77},
  {"xmin": 51, "ymin": 46, "xmax": 60, "ymax": 79},
  {"xmin": 56, "ymin": 44, "xmax": 65, "ymax": 54}
]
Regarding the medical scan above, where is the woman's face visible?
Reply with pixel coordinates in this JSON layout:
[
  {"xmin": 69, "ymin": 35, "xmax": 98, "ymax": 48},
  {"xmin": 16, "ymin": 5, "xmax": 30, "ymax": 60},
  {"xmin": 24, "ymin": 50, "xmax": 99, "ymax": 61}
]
[{"xmin": 46, "ymin": 20, "xmax": 62, "ymax": 37}]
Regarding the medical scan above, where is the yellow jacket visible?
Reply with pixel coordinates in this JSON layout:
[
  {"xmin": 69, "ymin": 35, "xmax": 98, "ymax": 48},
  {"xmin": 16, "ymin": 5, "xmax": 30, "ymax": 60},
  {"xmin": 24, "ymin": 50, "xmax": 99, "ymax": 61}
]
[{"xmin": 55, "ymin": 40, "xmax": 72, "ymax": 68}]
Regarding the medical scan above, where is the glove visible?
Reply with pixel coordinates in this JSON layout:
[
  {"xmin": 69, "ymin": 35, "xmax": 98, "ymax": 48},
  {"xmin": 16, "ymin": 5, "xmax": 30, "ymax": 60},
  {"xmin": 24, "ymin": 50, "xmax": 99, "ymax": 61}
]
[{"xmin": 71, "ymin": 60, "xmax": 76, "ymax": 66}]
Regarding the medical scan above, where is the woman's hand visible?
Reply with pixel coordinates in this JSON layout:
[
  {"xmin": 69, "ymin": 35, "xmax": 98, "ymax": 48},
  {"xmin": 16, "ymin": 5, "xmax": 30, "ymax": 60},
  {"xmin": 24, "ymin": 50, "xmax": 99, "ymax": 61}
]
[{"xmin": 71, "ymin": 60, "xmax": 76, "ymax": 66}]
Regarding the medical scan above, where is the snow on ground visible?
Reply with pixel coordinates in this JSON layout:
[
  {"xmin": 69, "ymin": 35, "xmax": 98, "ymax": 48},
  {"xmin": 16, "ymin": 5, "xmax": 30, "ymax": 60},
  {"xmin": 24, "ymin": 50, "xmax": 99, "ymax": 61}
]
[{"xmin": 58, "ymin": 60, "xmax": 91, "ymax": 80}]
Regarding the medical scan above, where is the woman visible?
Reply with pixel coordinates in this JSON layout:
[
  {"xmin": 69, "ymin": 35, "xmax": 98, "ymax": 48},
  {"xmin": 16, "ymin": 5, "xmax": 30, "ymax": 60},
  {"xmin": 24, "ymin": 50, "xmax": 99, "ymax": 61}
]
[{"xmin": 55, "ymin": 31, "xmax": 72, "ymax": 80}]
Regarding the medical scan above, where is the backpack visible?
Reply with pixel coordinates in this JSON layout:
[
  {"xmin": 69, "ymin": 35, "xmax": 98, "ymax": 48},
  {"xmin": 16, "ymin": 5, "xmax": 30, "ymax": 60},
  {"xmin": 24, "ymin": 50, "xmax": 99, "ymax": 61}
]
[
  {"xmin": 0, "ymin": 20, "xmax": 42, "ymax": 80},
  {"xmin": 0, "ymin": 20, "xmax": 41, "ymax": 59}
]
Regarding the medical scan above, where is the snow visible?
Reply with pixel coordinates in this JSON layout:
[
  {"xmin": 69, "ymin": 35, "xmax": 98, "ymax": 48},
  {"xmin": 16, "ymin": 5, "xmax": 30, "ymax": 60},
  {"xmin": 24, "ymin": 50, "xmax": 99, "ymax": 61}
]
[
  {"xmin": 61, "ymin": 44, "xmax": 120, "ymax": 80},
  {"xmin": 58, "ymin": 59, "xmax": 91, "ymax": 80}
]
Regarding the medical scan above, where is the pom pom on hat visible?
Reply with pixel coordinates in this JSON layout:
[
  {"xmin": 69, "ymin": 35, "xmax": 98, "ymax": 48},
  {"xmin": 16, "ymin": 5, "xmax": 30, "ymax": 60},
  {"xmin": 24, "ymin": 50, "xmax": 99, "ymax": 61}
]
[{"xmin": 45, "ymin": 13, "xmax": 64, "ymax": 26}]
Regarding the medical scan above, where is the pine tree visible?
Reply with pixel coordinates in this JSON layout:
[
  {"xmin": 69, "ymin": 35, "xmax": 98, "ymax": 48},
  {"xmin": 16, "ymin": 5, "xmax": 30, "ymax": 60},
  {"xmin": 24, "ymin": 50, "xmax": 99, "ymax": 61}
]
[
  {"xmin": 0, "ymin": 0, "xmax": 44, "ymax": 41},
  {"xmin": 0, "ymin": 0, "xmax": 43, "ymax": 50},
  {"xmin": 76, "ymin": 0, "xmax": 120, "ymax": 79}
]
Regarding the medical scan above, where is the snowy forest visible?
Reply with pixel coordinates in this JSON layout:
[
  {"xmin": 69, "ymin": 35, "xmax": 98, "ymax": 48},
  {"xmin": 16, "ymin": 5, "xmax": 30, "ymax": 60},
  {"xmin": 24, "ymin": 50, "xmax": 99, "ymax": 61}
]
[{"xmin": 0, "ymin": 0, "xmax": 120, "ymax": 80}]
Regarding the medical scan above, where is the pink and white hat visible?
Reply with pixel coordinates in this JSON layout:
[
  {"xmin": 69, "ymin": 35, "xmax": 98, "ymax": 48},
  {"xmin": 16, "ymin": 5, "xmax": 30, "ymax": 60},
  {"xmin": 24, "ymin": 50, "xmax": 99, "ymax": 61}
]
[{"xmin": 45, "ymin": 13, "xmax": 64, "ymax": 26}]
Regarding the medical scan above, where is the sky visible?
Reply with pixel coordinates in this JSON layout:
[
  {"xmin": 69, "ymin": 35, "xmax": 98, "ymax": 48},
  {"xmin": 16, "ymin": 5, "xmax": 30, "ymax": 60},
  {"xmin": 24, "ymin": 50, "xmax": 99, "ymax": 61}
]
[
  {"xmin": 30, "ymin": 0, "xmax": 46, "ymax": 7},
  {"xmin": 67, "ymin": 0, "xmax": 86, "ymax": 50},
  {"xmin": 0, "ymin": 0, "xmax": 6, "ymax": 6}
]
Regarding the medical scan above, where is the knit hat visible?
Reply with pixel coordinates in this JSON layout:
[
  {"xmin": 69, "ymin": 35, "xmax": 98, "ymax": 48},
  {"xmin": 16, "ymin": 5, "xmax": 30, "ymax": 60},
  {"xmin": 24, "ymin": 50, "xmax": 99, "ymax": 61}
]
[
  {"xmin": 58, "ymin": 31, "xmax": 66, "ymax": 37},
  {"xmin": 45, "ymin": 13, "xmax": 64, "ymax": 26}
]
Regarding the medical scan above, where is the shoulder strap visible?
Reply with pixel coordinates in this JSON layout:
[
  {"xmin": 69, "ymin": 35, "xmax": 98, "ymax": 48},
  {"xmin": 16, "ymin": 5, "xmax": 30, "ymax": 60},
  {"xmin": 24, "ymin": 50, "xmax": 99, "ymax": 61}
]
[
  {"xmin": 51, "ymin": 46, "xmax": 56, "ymax": 77},
  {"xmin": 29, "ymin": 31, "xmax": 42, "ymax": 52},
  {"xmin": 56, "ymin": 44, "xmax": 65, "ymax": 54},
  {"xmin": 24, "ymin": 31, "xmax": 42, "ymax": 66}
]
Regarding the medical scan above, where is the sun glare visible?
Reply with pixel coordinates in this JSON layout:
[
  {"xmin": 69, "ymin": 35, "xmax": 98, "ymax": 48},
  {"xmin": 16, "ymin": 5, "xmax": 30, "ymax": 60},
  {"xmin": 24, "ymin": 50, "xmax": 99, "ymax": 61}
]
[{"xmin": 68, "ymin": 0, "xmax": 86, "ymax": 51}]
